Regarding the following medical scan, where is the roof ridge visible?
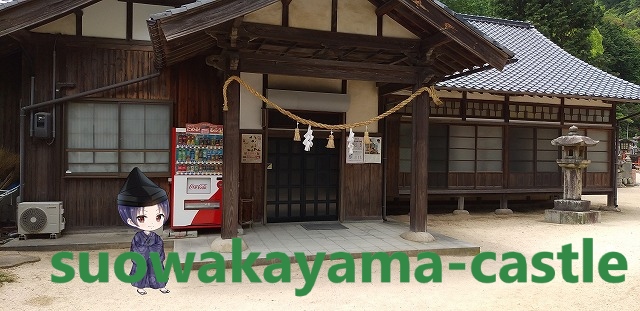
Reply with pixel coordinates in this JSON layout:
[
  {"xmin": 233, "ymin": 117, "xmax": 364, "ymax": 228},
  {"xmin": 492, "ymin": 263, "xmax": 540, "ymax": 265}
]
[{"xmin": 458, "ymin": 14, "xmax": 534, "ymax": 29}]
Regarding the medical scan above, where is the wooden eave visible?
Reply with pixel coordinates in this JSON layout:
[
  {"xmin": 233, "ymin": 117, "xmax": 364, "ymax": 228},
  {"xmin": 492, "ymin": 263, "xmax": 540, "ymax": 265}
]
[
  {"xmin": 147, "ymin": 0, "xmax": 513, "ymax": 84},
  {"xmin": 369, "ymin": 0, "xmax": 513, "ymax": 71},
  {"xmin": 0, "ymin": 0, "xmax": 100, "ymax": 38}
]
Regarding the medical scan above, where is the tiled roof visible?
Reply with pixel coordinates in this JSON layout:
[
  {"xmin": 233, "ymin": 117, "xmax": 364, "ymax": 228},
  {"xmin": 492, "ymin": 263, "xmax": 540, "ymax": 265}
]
[
  {"xmin": 438, "ymin": 15, "xmax": 640, "ymax": 102},
  {"xmin": 0, "ymin": 0, "xmax": 21, "ymax": 10}
]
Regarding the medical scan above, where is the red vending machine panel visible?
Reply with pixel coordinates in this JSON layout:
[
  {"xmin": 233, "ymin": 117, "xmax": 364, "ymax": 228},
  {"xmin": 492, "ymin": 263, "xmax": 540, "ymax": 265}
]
[{"xmin": 171, "ymin": 123, "xmax": 223, "ymax": 229}]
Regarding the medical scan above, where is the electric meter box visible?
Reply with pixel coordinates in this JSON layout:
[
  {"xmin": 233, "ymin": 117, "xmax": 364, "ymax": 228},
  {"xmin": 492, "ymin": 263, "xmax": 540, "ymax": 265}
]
[{"xmin": 33, "ymin": 112, "xmax": 52, "ymax": 139}]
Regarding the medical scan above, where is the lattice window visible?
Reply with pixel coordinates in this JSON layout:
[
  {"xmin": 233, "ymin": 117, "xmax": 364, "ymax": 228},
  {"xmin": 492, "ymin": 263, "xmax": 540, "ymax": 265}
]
[
  {"xmin": 466, "ymin": 101, "xmax": 503, "ymax": 118},
  {"xmin": 430, "ymin": 99, "xmax": 460, "ymax": 117},
  {"xmin": 563, "ymin": 107, "xmax": 611, "ymax": 123},
  {"xmin": 509, "ymin": 103, "xmax": 560, "ymax": 121}
]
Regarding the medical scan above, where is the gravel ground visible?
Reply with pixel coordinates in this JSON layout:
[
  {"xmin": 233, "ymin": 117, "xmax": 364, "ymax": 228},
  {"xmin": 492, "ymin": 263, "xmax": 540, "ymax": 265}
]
[{"xmin": 0, "ymin": 188, "xmax": 639, "ymax": 311}]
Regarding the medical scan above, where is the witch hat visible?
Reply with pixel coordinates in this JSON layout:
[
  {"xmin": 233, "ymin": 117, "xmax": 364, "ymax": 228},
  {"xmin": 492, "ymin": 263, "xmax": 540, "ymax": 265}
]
[{"xmin": 117, "ymin": 167, "xmax": 167, "ymax": 207}]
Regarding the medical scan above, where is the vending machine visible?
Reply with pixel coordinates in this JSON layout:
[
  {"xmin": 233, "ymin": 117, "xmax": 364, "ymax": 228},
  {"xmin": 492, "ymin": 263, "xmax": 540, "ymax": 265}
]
[{"xmin": 171, "ymin": 122, "xmax": 223, "ymax": 230}]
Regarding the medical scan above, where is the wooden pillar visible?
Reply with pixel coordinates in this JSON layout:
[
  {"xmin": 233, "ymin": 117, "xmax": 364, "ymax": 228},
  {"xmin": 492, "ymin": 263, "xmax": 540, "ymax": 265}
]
[
  {"xmin": 222, "ymin": 71, "xmax": 240, "ymax": 239},
  {"xmin": 409, "ymin": 82, "xmax": 429, "ymax": 232}
]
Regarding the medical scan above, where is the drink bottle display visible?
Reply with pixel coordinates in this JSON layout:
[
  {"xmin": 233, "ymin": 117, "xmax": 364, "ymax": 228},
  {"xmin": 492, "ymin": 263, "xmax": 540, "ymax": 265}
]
[{"xmin": 174, "ymin": 128, "xmax": 223, "ymax": 175}]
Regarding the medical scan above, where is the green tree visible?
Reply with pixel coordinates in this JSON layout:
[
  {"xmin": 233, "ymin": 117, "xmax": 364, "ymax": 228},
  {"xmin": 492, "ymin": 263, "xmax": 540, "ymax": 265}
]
[{"xmin": 493, "ymin": 0, "xmax": 604, "ymax": 61}]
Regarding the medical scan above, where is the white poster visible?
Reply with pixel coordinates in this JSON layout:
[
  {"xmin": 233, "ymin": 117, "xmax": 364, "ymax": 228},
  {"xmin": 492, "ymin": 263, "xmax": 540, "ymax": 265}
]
[
  {"xmin": 365, "ymin": 137, "xmax": 382, "ymax": 164},
  {"xmin": 346, "ymin": 137, "xmax": 364, "ymax": 164}
]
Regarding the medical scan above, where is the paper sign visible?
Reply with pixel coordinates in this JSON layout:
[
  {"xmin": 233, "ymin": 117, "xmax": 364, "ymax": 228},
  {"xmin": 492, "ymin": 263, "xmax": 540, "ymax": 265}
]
[
  {"xmin": 346, "ymin": 137, "xmax": 364, "ymax": 164},
  {"xmin": 241, "ymin": 134, "xmax": 262, "ymax": 163},
  {"xmin": 364, "ymin": 137, "xmax": 382, "ymax": 164}
]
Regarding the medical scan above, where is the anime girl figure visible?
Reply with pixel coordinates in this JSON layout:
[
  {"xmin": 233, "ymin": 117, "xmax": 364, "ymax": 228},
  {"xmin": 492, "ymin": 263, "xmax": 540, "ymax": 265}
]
[{"xmin": 117, "ymin": 167, "xmax": 170, "ymax": 295}]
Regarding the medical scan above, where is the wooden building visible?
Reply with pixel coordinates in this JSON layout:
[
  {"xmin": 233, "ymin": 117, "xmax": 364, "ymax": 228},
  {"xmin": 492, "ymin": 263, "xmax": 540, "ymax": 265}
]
[
  {"xmin": 384, "ymin": 15, "xmax": 640, "ymax": 213},
  {"xmin": 8, "ymin": 0, "xmax": 635, "ymax": 236}
]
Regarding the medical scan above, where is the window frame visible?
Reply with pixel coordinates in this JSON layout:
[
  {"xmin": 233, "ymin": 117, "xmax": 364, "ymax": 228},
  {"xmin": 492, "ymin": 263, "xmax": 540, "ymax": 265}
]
[{"xmin": 64, "ymin": 99, "xmax": 173, "ymax": 178}]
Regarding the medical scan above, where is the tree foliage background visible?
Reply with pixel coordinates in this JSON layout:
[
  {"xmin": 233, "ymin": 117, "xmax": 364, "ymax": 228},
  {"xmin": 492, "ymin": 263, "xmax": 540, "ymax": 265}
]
[{"xmin": 440, "ymin": 0, "xmax": 640, "ymax": 138}]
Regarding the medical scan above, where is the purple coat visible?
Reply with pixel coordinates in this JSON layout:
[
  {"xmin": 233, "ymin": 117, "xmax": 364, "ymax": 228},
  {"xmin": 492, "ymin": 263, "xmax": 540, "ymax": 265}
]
[{"xmin": 129, "ymin": 231, "xmax": 166, "ymax": 289}]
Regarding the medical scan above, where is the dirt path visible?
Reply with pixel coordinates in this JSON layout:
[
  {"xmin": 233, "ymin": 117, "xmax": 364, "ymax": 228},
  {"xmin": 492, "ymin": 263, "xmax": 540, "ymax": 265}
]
[{"xmin": 1, "ymin": 188, "xmax": 639, "ymax": 310}]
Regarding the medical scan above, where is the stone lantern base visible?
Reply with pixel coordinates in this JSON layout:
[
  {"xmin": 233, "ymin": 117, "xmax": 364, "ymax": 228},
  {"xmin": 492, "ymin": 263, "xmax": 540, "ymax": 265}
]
[
  {"xmin": 544, "ymin": 209, "xmax": 601, "ymax": 224},
  {"xmin": 553, "ymin": 199, "xmax": 591, "ymax": 212}
]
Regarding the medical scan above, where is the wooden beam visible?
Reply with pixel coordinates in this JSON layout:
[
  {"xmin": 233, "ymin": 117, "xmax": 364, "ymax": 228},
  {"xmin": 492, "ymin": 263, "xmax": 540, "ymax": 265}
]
[
  {"xmin": 222, "ymin": 71, "xmax": 240, "ymax": 239},
  {"xmin": 241, "ymin": 22, "xmax": 421, "ymax": 52},
  {"xmin": 331, "ymin": 0, "xmax": 338, "ymax": 32},
  {"xmin": 409, "ymin": 76, "xmax": 429, "ymax": 232},
  {"xmin": 376, "ymin": 0, "xmax": 400, "ymax": 16},
  {"xmin": 118, "ymin": 0, "xmax": 193, "ymax": 6},
  {"xmin": 158, "ymin": 0, "xmax": 278, "ymax": 41},
  {"xmin": 0, "ymin": 0, "xmax": 100, "ymax": 37},
  {"xmin": 238, "ymin": 53, "xmax": 434, "ymax": 84},
  {"xmin": 398, "ymin": 0, "xmax": 512, "ymax": 70},
  {"xmin": 281, "ymin": 0, "xmax": 291, "ymax": 27},
  {"xmin": 74, "ymin": 10, "xmax": 83, "ymax": 36},
  {"xmin": 126, "ymin": 1, "xmax": 133, "ymax": 40}
]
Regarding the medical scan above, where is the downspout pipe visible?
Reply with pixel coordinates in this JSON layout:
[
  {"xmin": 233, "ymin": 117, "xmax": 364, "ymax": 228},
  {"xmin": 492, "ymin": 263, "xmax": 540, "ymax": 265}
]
[
  {"xmin": 19, "ymin": 77, "xmax": 35, "ymax": 202},
  {"xmin": 22, "ymin": 72, "xmax": 161, "ymax": 112}
]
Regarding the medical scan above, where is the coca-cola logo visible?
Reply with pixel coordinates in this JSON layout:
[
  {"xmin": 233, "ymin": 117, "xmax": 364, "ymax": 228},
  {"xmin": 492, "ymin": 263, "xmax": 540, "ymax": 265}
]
[{"xmin": 188, "ymin": 183, "xmax": 208, "ymax": 190}]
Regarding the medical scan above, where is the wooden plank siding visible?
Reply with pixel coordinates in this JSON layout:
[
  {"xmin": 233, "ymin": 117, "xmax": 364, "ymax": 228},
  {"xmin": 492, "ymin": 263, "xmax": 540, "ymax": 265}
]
[
  {"xmin": 343, "ymin": 163, "xmax": 383, "ymax": 220},
  {"xmin": 239, "ymin": 130, "xmax": 265, "ymax": 225},
  {"xmin": 11, "ymin": 34, "xmax": 226, "ymax": 228},
  {"xmin": 0, "ymin": 53, "xmax": 22, "ymax": 154},
  {"xmin": 384, "ymin": 114, "xmax": 400, "ymax": 198},
  {"xmin": 63, "ymin": 178, "xmax": 170, "ymax": 227}
]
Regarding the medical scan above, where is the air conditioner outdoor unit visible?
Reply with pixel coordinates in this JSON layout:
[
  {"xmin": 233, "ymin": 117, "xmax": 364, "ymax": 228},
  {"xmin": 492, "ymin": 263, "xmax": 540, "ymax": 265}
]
[{"xmin": 17, "ymin": 201, "xmax": 65, "ymax": 239}]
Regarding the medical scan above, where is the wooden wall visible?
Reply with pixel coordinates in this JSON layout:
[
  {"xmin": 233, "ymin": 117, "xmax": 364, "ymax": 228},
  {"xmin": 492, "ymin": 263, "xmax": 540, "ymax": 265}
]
[
  {"xmin": 239, "ymin": 131, "xmax": 265, "ymax": 224},
  {"xmin": 343, "ymin": 163, "xmax": 383, "ymax": 220},
  {"xmin": 0, "ymin": 53, "xmax": 21, "ymax": 154},
  {"xmin": 172, "ymin": 56, "xmax": 223, "ymax": 127},
  {"xmin": 12, "ymin": 33, "xmax": 225, "ymax": 228},
  {"xmin": 63, "ymin": 178, "xmax": 170, "ymax": 228}
]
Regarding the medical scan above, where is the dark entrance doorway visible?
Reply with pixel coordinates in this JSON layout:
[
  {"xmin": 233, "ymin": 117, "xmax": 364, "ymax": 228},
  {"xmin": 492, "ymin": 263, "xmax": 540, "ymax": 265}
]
[{"xmin": 266, "ymin": 137, "xmax": 339, "ymax": 222}]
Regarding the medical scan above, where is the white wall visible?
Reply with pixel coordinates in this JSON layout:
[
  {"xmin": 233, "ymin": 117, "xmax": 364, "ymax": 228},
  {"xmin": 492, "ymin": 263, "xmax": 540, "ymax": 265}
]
[
  {"xmin": 347, "ymin": 80, "xmax": 378, "ymax": 133},
  {"xmin": 30, "ymin": 0, "xmax": 170, "ymax": 40},
  {"xmin": 383, "ymin": 15, "xmax": 418, "ymax": 39},
  {"xmin": 337, "ymin": 0, "xmax": 376, "ymax": 36},
  {"xmin": 289, "ymin": 0, "xmax": 332, "ymax": 31},
  {"xmin": 240, "ymin": 72, "xmax": 264, "ymax": 130},
  {"xmin": 133, "ymin": 3, "xmax": 172, "ymax": 41},
  {"xmin": 31, "ymin": 13, "xmax": 76, "ymax": 35},
  {"xmin": 244, "ymin": 2, "xmax": 282, "ymax": 25},
  {"xmin": 83, "ymin": 0, "xmax": 127, "ymax": 39}
]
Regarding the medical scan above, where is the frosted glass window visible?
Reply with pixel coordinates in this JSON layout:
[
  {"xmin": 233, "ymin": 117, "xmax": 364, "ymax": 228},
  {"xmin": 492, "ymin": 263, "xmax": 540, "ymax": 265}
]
[
  {"xmin": 67, "ymin": 103, "xmax": 118, "ymax": 149},
  {"xmin": 589, "ymin": 162, "xmax": 609, "ymax": 172},
  {"xmin": 511, "ymin": 162, "xmax": 534, "ymax": 173},
  {"xmin": 477, "ymin": 161, "xmax": 502, "ymax": 172},
  {"xmin": 537, "ymin": 150, "xmax": 559, "ymax": 161},
  {"xmin": 450, "ymin": 125, "xmax": 474, "ymax": 137},
  {"xmin": 478, "ymin": 126, "xmax": 502, "ymax": 137},
  {"xmin": 67, "ymin": 101, "xmax": 171, "ymax": 174},
  {"xmin": 589, "ymin": 141, "xmax": 608, "ymax": 152},
  {"xmin": 537, "ymin": 161, "xmax": 559, "ymax": 172},
  {"xmin": 509, "ymin": 127, "xmax": 534, "ymax": 172},
  {"xmin": 477, "ymin": 138, "xmax": 502, "ymax": 148},
  {"xmin": 121, "ymin": 105, "xmax": 145, "ymax": 149},
  {"xmin": 588, "ymin": 151, "xmax": 608, "ymax": 162},
  {"xmin": 450, "ymin": 161, "xmax": 475, "ymax": 172},
  {"xmin": 477, "ymin": 150, "xmax": 502, "ymax": 160}
]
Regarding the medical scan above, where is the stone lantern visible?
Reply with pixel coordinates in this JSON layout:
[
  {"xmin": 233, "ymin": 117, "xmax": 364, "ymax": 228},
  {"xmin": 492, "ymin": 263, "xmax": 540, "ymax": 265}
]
[
  {"xmin": 551, "ymin": 125, "xmax": 599, "ymax": 210},
  {"xmin": 545, "ymin": 126, "xmax": 601, "ymax": 224}
]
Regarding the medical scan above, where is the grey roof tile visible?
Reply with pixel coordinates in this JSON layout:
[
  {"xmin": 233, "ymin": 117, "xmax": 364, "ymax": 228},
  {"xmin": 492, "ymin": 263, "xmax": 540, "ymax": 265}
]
[{"xmin": 438, "ymin": 15, "xmax": 640, "ymax": 101}]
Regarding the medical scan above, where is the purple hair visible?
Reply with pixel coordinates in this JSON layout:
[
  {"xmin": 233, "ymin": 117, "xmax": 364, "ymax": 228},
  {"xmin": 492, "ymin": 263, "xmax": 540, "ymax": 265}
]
[{"xmin": 118, "ymin": 200, "xmax": 170, "ymax": 228}]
